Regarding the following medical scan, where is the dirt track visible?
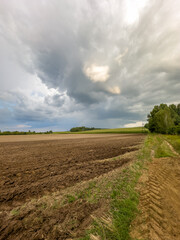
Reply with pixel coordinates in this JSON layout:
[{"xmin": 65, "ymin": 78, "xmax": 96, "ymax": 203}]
[{"xmin": 131, "ymin": 149, "xmax": 180, "ymax": 240}]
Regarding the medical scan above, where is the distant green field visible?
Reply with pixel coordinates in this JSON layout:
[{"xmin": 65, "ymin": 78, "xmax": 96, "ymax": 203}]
[
  {"xmin": 54, "ymin": 127, "xmax": 149, "ymax": 134},
  {"xmin": 0, "ymin": 127, "xmax": 149, "ymax": 136}
]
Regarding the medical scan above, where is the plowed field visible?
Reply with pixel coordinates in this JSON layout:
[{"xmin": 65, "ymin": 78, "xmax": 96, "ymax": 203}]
[{"xmin": 0, "ymin": 134, "xmax": 145, "ymax": 239}]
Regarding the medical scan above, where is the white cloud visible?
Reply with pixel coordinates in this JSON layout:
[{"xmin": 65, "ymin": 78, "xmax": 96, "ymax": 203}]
[
  {"xmin": 108, "ymin": 86, "xmax": 121, "ymax": 94},
  {"xmin": 124, "ymin": 121, "xmax": 146, "ymax": 128},
  {"xmin": 124, "ymin": 0, "xmax": 149, "ymax": 24},
  {"xmin": 84, "ymin": 64, "xmax": 110, "ymax": 82},
  {"xmin": 16, "ymin": 124, "xmax": 31, "ymax": 128},
  {"xmin": 115, "ymin": 48, "xmax": 128, "ymax": 65}
]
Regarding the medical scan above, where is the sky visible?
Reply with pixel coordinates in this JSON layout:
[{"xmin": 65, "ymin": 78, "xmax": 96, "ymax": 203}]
[{"xmin": 0, "ymin": 0, "xmax": 180, "ymax": 131}]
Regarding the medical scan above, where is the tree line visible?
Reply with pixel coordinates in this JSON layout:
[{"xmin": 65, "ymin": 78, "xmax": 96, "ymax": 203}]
[
  {"xmin": 0, "ymin": 130, "xmax": 53, "ymax": 135},
  {"xmin": 145, "ymin": 103, "xmax": 180, "ymax": 134},
  {"xmin": 70, "ymin": 126, "xmax": 101, "ymax": 132}
]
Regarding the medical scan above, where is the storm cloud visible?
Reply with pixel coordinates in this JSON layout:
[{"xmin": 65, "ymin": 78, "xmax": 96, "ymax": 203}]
[{"xmin": 0, "ymin": 0, "xmax": 180, "ymax": 131}]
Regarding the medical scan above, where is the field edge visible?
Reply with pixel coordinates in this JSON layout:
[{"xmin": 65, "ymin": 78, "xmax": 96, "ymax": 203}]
[{"xmin": 78, "ymin": 135, "xmax": 152, "ymax": 240}]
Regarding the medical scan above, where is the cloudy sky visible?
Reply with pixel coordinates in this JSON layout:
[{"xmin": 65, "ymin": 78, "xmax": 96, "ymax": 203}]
[{"xmin": 0, "ymin": 0, "xmax": 180, "ymax": 131}]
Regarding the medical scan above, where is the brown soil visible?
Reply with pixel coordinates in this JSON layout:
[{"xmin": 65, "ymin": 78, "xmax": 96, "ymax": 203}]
[
  {"xmin": 0, "ymin": 133, "xmax": 142, "ymax": 143},
  {"xmin": 131, "ymin": 146, "xmax": 180, "ymax": 240},
  {"xmin": 0, "ymin": 199, "xmax": 102, "ymax": 240},
  {"xmin": 0, "ymin": 134, "xmax": 144, "ymax": 240}
]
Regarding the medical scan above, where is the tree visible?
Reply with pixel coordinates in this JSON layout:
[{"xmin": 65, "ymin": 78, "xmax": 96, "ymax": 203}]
[
  {"xmin": 177, "ymin": 104, "xmax": 180, "ymax": 116},
  {"xmin": 147, "ymin": 105, "xmax": 161, "ymax": 132},
  {"xmin": 153, "ymin": 108, "xmax": 174, "ymax": 134},
  {"xmin": 147, "ymin": 103, "xmax": 180, "ymax": 134}
]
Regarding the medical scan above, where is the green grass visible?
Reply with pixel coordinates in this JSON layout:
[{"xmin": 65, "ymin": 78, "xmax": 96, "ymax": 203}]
[
  {"xmin": 10, "ymin": 209, "xmax": 20, "ymax": 216},
  {"xmin": 154, "ymin": 135, "xmax": 176, "ymax": 158},
  {"xmin": 164, "ymin": 135, "xmax": 180, "ymax": 154},
  {"xmin": 64, "ymin": 194, "xmax": 76, "ymax": 203},
  {"xmin": 147, "ymin": 134, "xmax": 179, "ymax": 158},
  {"xmin": 54, "ymin": 127, "xmax": 149, "ymax": 134},
  {"xmin": 76, "ymin": 181, "xmax": 97, "ymax": 201},
  {"xmin": 79, "ymin": 171, "xmax": 140, "ymax": 240}
]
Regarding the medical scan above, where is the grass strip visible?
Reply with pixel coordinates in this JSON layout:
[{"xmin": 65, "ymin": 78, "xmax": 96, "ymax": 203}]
[
  {"xmin": 79, "ymin": 135, "xmax": 153, "ymax": 240},
  {"xmin": 154, "ymin": 135, "xmax": 176, "ymax": 158},
  {"xmin": 164, "ymin": 135, "xmax": 180, "ymax": 155}
]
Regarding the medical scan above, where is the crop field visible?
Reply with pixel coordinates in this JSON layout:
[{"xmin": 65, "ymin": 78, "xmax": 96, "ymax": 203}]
[
  {"xmin": 76, "ymin": 127, "xmax": 149, "ymax": 134},
  {"xmin": 0, "ymin": 134, "xmax": 145, "ymax": 240},
  {"xmin": 55, "ymin": 127, "xmax": 149, "ymax": 134}
]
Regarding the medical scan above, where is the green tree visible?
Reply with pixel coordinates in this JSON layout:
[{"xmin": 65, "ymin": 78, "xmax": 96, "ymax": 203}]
[
  {"xmin": 177, "ymin": 104, "xmax": 180, "ymax": 116},
  {"xmin": 147, "ymin": 103, "xmax": 180, "ymax": 134},
  {"xmin": 147, "ymin": 105, "xmax": 160, "ymax": 132},
  {"xmin": 153, "ymin": 108, "xmax": 175, "ymax": 134}
]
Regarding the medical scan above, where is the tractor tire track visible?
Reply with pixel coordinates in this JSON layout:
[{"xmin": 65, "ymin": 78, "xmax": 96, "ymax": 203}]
[{"xmin": 131, "ymin": 143, "xmax": 180, "ymax": 240}]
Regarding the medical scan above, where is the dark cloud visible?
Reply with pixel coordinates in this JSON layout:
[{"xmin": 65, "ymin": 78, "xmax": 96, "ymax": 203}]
[{"xmin": 0, "ymin": 0, "xmax": 180, "ymax": 130}]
